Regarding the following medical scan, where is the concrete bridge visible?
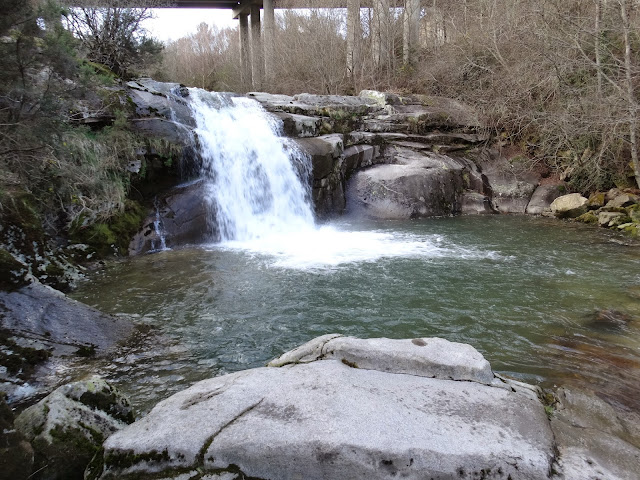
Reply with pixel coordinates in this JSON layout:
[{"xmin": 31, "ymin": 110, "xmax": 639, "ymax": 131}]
[{"xmin": 74, "ymin": 0, "xmax": 424, "ymax": 90}]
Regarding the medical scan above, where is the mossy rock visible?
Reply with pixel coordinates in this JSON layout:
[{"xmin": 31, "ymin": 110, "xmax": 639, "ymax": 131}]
[
  {"xmin": 70, "ymin": 200, "xmax": 145, "ymax": 257},
  {"xmin": 0, "ymin": 327, "xmax": 51, "ymax": 379},
  {"xmin": 576, "ymin": 211, "xmax": 598, "ymax": 224},
  {"xmin": 621, "ymin": 223, "xmax": 639, "ymax": 237},
  {"xmin": 15, "ymin": 377, "xmax": 135, "ymax": 480},
  {"xmin": 627, "ymin": 204, "xmax": 640, "ymax": 223},
  {"xmin": 587, "ymin": 192, "xmax": 606, "ymax": 210}
]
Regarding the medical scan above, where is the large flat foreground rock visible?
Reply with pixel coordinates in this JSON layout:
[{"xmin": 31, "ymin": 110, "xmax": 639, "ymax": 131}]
[{"xmin": 97, "ymin": 336, "xmax": 555, "ymax": 480}]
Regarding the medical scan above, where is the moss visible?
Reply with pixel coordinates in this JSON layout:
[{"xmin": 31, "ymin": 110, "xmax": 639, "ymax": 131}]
[
  {"xmin": 104, "ymin": 448, "xmax": 170, "ymax": 470},
  {"xmin": 70, "ymin": 200, "xmax": 145, "ymax": 257},
  {"xmin": 627, "ymin": 204, "xmax": 640, "ymax": 223},
  {"xmin": 79, "ymin": 388, "xmax": 135, "ymax": 424},
  {"xmin": 576, "ymin": 211, "xmax": 598, "ymax": 224},
  {"xmin": 75, "ymin": 343, "xmax": 97, "ymax": 357}
]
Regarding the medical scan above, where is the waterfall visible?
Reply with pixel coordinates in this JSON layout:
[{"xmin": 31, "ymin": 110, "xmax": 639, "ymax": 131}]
[
  {"xmin": 150, "ymin": 199, "xmax": 168, "ymax": 252},
  {"xmin": 187, "ymin": 89, "xmax": 315, "ymax": 242}
]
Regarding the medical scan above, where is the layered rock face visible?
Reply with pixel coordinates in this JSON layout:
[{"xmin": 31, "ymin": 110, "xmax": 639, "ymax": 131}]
[
  {"xmin": 124, "ymin": 85, "xmax": 562, "ymax": 253},
  {"xmin": 95, "ymin": 335, "xmax": 556, "ymax": 480}
]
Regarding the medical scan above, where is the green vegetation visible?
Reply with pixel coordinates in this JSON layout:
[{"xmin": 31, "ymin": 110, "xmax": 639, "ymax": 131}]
[{"xmin": 0, "ymin": 1, "xmax": 166, "ymax": 273}]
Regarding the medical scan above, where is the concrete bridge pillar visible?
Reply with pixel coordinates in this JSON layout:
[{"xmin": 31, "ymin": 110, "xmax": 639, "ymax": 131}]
[
  {"xmin": 346, "ymin": 0, "xmax": 361, "ymax": 80},
  {"xmin": 239, "ymin": 13, "xmax": 252, "ymax": 91},
  {"xmin": 263, "ymin": 0, "xmax": 275, "ymax": 82},
  {"xmin": 403, "ymin": 0, "xmax": 421, "ymax": 65},
  {"xmin": 250, "ymin": 4, "xmax": 264, "ymax": 90},
  {"xmin": 372, "ymin": 0, "xmax": 390, "ymax": 69}
]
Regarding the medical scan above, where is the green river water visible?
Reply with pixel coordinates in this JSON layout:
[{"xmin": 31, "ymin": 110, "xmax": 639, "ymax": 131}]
[{"xmin": 72, "ymin": 215, "xmax": 640, "ymax": 414}]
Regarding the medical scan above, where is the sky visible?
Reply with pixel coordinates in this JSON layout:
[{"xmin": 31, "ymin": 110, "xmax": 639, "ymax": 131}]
[{"xmin": 143, "ymin": 8, "xmax": 238, "ymax": 43}]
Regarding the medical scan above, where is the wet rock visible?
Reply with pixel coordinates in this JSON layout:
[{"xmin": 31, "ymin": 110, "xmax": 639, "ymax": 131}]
[
  {"xmin": 587, "ymin": 309, "xmax": 634, "ymax": 331},
  {"xmin": 0, "ymin": 281, "xmax": 133, "ymax": 402},
  {"xmin": 129, "ymin": 180, "xmax": 213, "ymax": 255},
  {"xmin": 550, "ymin": 388, "xmax": 640, "ymax": 480},
  {"xmin": 526, "ymin": 184, "xmax": 566, "ymax": 215},
  {"xmin": 15, "ymin": 376, "xmax": 134, "ymax": 480},
  {"xmin": 550, "ymin": 193, "xmax": 589, "ymax": 218},
  {"xmin": 348, "ymin": 148, "xmax": 465, "ymax": 219},
  {"xmin": 0, "ymin": 392, "xmax": 34, "ymax": 479},
  {"xmin": 295, "ymin": 135, "xmax": 346, "ymax": 217},
  {"xmin": 97, "ymin": 336, "xmax": 554, "ymax": 480},
  {"xmin": 461, "ymin": 191, "xmax": 495, "ymax": 214}
]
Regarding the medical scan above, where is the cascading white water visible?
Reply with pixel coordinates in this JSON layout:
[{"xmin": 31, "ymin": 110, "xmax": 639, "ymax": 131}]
[
  {"xmin": 188, "ymin": 89, "xmax": 315, "ymax": 241},
  {"xmin": 184, "ymin": 88, "xmax": 500, "ymax": 270}
]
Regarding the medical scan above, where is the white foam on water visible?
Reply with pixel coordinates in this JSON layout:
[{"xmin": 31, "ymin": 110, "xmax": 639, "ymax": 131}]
[{"xmin": 214, "ymin": 225, "xmax": 501, "ymax": 270}]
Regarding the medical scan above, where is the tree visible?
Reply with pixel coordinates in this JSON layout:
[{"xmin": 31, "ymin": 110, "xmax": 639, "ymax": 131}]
[{"xmin": 64, "ymin": 4, "xmax": 163, "ymax": 78}]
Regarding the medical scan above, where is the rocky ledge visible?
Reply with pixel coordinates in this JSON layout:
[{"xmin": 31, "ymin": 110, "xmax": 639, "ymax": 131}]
[{"xmin": 94, "ymin": 335, "xmax": 557, "ymax": 480}]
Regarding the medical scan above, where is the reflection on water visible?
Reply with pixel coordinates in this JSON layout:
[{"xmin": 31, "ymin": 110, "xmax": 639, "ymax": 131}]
[{"xmin": 71, "ymin": 216, "xmax": 640, "ymax": 414}]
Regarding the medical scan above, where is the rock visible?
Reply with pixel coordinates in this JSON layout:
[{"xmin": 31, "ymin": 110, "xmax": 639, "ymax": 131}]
[
  {"xmin": 348, "ymin": 148, "xmax": 465, "ymax": 219},
  {"xmin": 586, "ymin": 192, "xmax": 606, "ymax": 210},
  {"xmin": 98, "ymin": 336, "xmax": 555, "ymax": 480},
  {"xmin": 15, "ymin": 376, "xmax": 134, "ymax": 480},
  {"xmin": 125, "ymin": 78, "xmax": 195, "ymax": 128},
  {"xmin": 598, "ymin": 211, "xmax": 626, "ymax": 227},
  {"xmin": 605, "ymin": 193, "xmax": 639, "ymax": 209},
  {"xmin": 605, "ymin": 188, "xmax": 624, "ymax": 203},
  {"xmin": 550, "ymin": 193, "xmax": 589, "ymax": 218},
  {"xmin": 273, "ymin": 112, "xmax": 322, "ymax": 138},
  {"xmin": 0, "ymin": 281, "xmax": 133, "ymax": 403},
  {"xmin": 576, "ymin": 211, "xmax": 599, "ymax": 224},
  {"xmin": 129, "ymin": 180, "xmax": 213, "ymax": 255},
  {"xmin": 0, "ymin": 392, "xmax": 34, "ymax": 479},
  {"xmin": 587, "ymin": 309, "xmax": 634, "ymax": 331},
  {"xmin": 295, "ymin": 135, "xmax": 346, "ymax": 217},
  {"xmin": 268, "ymin": 335, "xmax": 494, "ymax": 384},
  {"xmin": 343, "ymin": 144, "xmax": 379, "ymax": 176},
  {"xmin": 550, "ymin": 388, "xmax": 640, "ymax": 480},
  {"xmin": 461, "ymin": 191, "xmax": 495, "ymax": 214},
  {"xmin": 129, "ymin": 118, "xmax": 193, "ymax": 145},
  {"xmin": 358, "ymin": 89, "xmax": 402, "ymax": 106},
  {"xmin": 628, "ymin": 204, "xmax": 640, "ymax": 223},
  {"xmin": 526, "ymin": 184, "xmax": 566, "ymax": 215}
]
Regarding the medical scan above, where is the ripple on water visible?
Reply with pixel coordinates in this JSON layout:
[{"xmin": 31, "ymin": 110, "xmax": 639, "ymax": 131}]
[{"xmin": 71, "ymin": 216, "xmax": 640, "ymax": 414}]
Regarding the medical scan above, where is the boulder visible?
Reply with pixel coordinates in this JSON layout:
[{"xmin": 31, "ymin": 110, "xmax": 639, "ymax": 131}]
[
  {"xmin": 15, "ymin": 376, "xmax": 134, "ymax": 480},
  {"xmin": 125, "ymin": 79, "xmax": 195, "ymax": 128},
  {"xmin": 586, "ymin": 192, "xmax": 606, "ymax": 210},
  {"xmin": 97, "ymin": 336, "xmax": 555, "ymax": 480},
  {"xmin": 526, "ymin": 185, "xmax": 566, "ymax": 215},
  {"xmin": 550, "ymin": 193, "xmax": 589, "ymax": 218},
  {"xmin": 129, "ymin": 180, "xmax": 213, "ymax": 255},
  {"xmin": 348, "ymin": 148, "xmax": 465, "ymax": 219}
]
